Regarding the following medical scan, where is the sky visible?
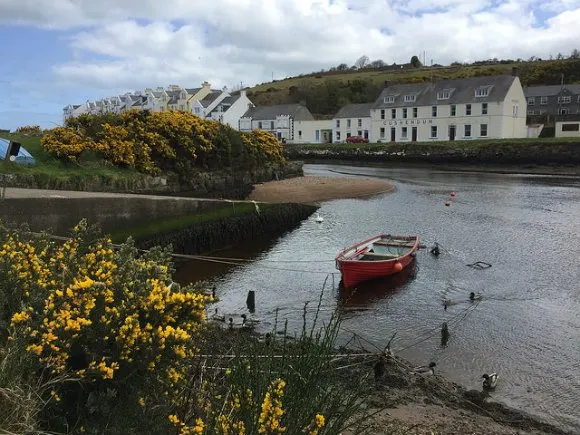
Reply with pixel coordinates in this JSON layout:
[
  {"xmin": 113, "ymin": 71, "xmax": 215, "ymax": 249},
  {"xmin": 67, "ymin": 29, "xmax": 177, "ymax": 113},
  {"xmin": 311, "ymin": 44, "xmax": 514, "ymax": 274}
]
[{"xmin": 1, "ymin": 0, "xmax": 580, "ymax": 130}]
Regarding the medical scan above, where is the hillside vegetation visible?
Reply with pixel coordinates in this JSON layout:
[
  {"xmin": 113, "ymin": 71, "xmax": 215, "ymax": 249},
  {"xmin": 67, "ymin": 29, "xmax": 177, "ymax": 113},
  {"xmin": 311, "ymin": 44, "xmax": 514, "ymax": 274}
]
[{"xmin": 246, "ymin": 59, "xmax": 580, "ymax": 117}]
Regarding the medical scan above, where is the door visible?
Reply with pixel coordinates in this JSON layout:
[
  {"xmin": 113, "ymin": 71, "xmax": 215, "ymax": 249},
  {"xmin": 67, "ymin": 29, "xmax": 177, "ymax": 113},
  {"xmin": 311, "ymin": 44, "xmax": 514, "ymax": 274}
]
[
  {"xmin": 449, "ymin": 125, "xmax": 456, "ymax": 141},
  {"xmin": 390, "ymin": 127, "xmax": 396, "ymax": 142},
  {"xmin": 364, "ymin": 130, "xmax": 369, "ymax": 140},
  {"xmin": 411, "ymin": 127, "xmax": 417, "ymax": 142}
]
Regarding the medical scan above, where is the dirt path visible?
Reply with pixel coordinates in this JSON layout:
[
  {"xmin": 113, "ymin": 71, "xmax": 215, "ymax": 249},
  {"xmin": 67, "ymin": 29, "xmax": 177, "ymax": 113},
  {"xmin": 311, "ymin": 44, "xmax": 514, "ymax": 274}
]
[{"xmin": 248, "ymin": 176, "xmax": 395, "ymax": 204}]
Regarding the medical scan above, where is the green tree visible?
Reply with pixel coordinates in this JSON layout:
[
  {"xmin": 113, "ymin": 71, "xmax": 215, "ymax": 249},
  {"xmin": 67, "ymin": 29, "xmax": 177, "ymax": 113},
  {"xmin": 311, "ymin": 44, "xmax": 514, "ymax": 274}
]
[{"xmin": 410, "ymin": 55, "xmax": 422, "ymax": 68}]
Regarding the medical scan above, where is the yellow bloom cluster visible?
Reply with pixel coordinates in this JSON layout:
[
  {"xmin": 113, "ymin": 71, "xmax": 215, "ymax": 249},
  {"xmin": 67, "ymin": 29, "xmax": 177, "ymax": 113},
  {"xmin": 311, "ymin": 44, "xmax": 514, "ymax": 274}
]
[
  {"xmin": 169, "ymin": 415, "xmax": 205, "ymax": 435},
  {"xmin": 1, "ymin": 220, "xmax": 209, "ymax": 389},
  {"xmin": 258, "ymin": 379, "xmax": 287, "ymax": 434},
  {"xmin": 303, "ymin": 413, "xmax": 326, "ymax": 435}
]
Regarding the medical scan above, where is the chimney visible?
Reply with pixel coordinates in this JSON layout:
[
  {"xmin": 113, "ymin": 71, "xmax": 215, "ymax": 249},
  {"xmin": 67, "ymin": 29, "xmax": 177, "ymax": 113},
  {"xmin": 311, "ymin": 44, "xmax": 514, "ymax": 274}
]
[
  {"xmin": 240, "ymin": 89, "xmax": 247, "ymax": 97},
  {"xmin": 511, "ymin": 67, "xmax": 518, "ymax": 77},
  {"xmin": 201, "ymin": 81, "xmax": 211, "ymax": 89}
]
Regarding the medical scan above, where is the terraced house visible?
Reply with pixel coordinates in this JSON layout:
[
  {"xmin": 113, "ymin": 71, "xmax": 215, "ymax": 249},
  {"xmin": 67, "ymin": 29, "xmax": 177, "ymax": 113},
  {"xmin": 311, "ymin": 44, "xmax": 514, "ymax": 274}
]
[
  {"xmin": 333, "ymin": 103, "xmax": 373, "ymax": 142},
  {"xmin": 370, "ymin": 71, "xmax": 527, "ymax": 142},
  {"xmin": 239, "ymin": 104, "xmax": 315, "ymax": 142},
  {"xmin": 524, "ymin": 84, "xmax": 580, "ymax": 116}
]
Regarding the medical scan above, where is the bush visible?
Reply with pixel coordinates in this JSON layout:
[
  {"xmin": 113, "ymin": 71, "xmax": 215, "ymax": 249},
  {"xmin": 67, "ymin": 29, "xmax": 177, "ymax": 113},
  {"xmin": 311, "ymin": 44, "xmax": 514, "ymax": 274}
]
[{"xmin": 15, "ymin": 125, "xmax": 43, "ymax": 136}]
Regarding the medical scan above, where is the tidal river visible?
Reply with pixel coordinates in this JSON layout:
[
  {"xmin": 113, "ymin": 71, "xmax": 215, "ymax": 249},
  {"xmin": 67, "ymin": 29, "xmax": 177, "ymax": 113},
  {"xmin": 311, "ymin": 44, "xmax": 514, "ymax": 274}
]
[{"xmin": 175, "ymin": 163, "xmax": 580, "ymax": 432}]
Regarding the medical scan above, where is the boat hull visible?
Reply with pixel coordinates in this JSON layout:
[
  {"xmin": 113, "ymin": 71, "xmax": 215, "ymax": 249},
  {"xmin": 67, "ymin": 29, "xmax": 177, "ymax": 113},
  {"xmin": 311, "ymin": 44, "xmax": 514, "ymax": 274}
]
[{"xmin": 336, "ymin": 234, "xmax": 419, "ymax": 288}]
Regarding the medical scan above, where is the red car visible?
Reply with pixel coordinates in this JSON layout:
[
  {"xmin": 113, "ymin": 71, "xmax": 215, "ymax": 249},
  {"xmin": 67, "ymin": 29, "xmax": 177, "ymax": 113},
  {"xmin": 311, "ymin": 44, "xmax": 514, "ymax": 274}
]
[{"xmin": 346, "ymin": 136, "xmax": 369, "ymax": 143}]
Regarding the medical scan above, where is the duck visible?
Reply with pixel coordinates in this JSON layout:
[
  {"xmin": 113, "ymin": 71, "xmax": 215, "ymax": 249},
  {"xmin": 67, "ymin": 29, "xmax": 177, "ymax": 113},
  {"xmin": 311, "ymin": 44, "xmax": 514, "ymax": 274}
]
[
  {"xmin": 441, "ymin": 322, "xmax": 450, "ymax": 346},
  {"xmin": 443, "ymin": 299, "xmax": 457, "ymax": 310},
  {"xmin": 241, "ymin": 313, "xmax": 261, "ymax": 328},
  {"xmin": 411, "ymin": 362, "xmax": 437, "ymax": 376},
  {"xmin": 482, "ymin": 373, "xmax": 498, "ymax": 390},
  {"xmin": 315, "ymin": 213, "xmax": 324, "ymax": 223},
  {"xmin": 470, "ymin": 292, "xmax": 483, "ymax": 301}
]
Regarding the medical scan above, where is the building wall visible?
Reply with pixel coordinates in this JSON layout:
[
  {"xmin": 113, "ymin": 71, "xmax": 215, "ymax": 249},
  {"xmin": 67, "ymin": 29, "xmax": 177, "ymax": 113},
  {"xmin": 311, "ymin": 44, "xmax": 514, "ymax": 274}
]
[
  {"xmin": 555, "ymin": 121, "xmax": 580, "ymax": 137},
  {"xmin": 291, "ymin": 120, "xmax": 333, "ymax": 143},
  {"xmin": 249, "ymin": 116, "xmax": 294, "ymax": 140},
  {"xmin": 333, "ymin": 117, "xmax": 372, "ymax": 142},
  {"xmin": 499, "ymin": 77, "xmax": 527, "ymax": 138},
  {"xmin": 222, "ymin": 93, "xmax": 254, "ymax": 130}
]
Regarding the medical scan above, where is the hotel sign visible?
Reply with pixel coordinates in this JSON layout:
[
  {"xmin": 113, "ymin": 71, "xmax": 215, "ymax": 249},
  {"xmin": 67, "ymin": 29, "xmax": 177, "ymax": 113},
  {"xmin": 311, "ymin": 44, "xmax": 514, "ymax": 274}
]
[{"xmin": 383, "ymin": 119, "xmax": 434, "ymax": 126}]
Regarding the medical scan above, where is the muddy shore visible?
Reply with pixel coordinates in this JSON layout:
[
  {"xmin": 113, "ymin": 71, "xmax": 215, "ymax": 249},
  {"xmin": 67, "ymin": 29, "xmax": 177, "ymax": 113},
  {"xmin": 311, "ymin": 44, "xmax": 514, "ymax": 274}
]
[{"xmin": 248, "ymin": 175, "xmax": 395, "ymax": 204}]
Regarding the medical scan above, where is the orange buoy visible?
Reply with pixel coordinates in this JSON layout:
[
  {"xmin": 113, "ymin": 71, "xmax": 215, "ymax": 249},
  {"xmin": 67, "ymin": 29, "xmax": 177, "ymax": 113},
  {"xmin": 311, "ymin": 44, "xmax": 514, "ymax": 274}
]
[
  {"xmin": 393, "ymin": 262, "xmax": 403, "ymax": 272},
  {"xmin": 444, "ymin": 200, "xmax": 451, "ymax": 206},
  {"xmin": 450, "ymin": 191, "xmax": 456, "ymax": 197}
]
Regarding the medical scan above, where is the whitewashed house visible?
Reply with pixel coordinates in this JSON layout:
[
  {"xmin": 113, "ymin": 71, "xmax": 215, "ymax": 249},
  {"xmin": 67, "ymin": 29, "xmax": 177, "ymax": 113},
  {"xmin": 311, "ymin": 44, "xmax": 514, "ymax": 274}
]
[
  {"xmin": 206, "ymin": 90, "xmax": 255, "ymax": 129},
  {"xmin": 371, "ymin": 71, "xmax": 527, "ymax": 142},
  {"xmin": 333, "ymin": 103, "xmax": 373, "ymax": 142},
  {"xmin": 239, "ymin": 104, "xmax": 315, "ymax": 141},
  {"xmin": 63, "ymin": 104, "xmax": 89, "ymax": 120}
]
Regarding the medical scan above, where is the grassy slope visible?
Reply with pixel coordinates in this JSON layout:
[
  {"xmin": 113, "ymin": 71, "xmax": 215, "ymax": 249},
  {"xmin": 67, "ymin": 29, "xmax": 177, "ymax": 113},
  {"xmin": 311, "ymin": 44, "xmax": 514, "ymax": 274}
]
[{"xmin": 0, "ymin": 132, "xmax": 145, "ymax": 181}]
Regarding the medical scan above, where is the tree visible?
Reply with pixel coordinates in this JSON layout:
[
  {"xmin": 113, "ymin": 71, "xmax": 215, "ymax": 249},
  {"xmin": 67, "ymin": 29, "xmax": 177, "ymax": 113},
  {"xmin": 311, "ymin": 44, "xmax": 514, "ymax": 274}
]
[
  {"xmin": 570, "ymin": 49, "xmax": 580, "ymax": 59},
  {"xmin": 410, "ymin": 55, "xmax": 422, "ymax": 68},
  {"xmin": 354, "ymin": 55, "xmax": 369, "ymax": 69},
  {"xmin": 370, "ymin": 59, "xmax": 386, "ymax": 68},
  {"xmin": 336, "ymin": 63, "xmax": 349, "ymax": 71}
]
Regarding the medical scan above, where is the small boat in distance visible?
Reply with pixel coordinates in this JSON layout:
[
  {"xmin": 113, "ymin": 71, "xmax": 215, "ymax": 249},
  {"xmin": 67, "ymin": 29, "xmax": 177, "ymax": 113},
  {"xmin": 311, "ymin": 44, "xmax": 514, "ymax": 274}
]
[{"xmin": 335, "ymin": 234, "xmax": 420, "ymax": 288}]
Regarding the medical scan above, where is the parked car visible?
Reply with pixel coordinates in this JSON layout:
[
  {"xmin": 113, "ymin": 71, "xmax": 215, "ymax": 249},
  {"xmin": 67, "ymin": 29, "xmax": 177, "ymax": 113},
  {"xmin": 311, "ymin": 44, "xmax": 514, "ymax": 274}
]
[{"xmin": 346, "ymin": 136, "xmax": 369, "ymax": 143}]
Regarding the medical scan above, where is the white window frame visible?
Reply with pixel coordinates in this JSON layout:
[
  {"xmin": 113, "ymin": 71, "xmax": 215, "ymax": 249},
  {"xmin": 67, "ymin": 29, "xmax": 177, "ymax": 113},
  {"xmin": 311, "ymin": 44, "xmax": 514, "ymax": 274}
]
[
  {"xmin": 527, "ymin": 97, "xmax": 535, "ymax": 105},
  {"xmin": 403, "ymin": 108, "xmax": 408, "ymax": 119},
  {"xmin": 391, "ymin": 109, "xmax": 396, "ymax": 119},
  {"xmin": 480, "ymin": 124, "xmax": 488, "ymax": 137},
  {"xmin": 430, "ymin": 126, "xmax": 437, "ymax": 138},
  {"xmin": 401, "ymin": 126, "xmax": 408, "ymax": 139},
  {"xmin": 380, "ymin": 109, "xmax": 385, "ymax": 119},
  {"xmin": 475, "ymin": 87, "xmax": 490, "ymax": 97},
  {"xmin": 466, "ymin": 104, "xmax": 472, "ymax": 116},
  {"xmin": 464, "ymin": 124, "xmax": 472, "ymax": 137},
  {"xmin": 380, "ymin": 127, "xmax": 385, "ymax": 139},
  {"xmin": 559, "ymin": 108, "xmax": 569, "ymax": 115},
  {"xmin": 432, "ymin": 106, "xmax": 437, "ymax": 117},
  {"xmin": 450, "ymin": 105, "xmax": 456, "ymax": 116},
  {"xmin": 404, "ymin": 94, "xmax": 416, "ymax": 102},
  {"xmin": 482, "ymin": 103, "xmax": 488, "ymax": 115},
  {"xmin": 357, "ymin": 118, "xmax": 362, "ymax": 127},
  {"xmin": 437, "ymin": 90, "xmax": 451, "ymax": 100},
  {"xmin": 540, "ymin": 96, "xmax": 548, "ymax": 105},
  {"xmin": 413, "ymin": 107, "xmax": 418, "ymax": 118},
  {"xmin": 336, "ymin": 119, "xmax": 340, "ymax": 128},
  {"xmin": 347, "ymin": 119, "xmax": 351, "ymax": 128},
  {"xmin": 384, "ymin": 96, "xmax": 395, "ymax": 104},
  {"xmin": 558, "ymin": 96, "xmax": 572, "ymax": 104}
]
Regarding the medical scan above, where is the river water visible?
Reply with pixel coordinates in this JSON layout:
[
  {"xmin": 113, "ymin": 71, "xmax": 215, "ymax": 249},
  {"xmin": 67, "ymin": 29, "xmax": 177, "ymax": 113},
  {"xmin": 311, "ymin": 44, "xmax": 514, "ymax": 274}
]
[{"xmin": 175, "ymin": 164, "xmax": 580, "ymax": 432}]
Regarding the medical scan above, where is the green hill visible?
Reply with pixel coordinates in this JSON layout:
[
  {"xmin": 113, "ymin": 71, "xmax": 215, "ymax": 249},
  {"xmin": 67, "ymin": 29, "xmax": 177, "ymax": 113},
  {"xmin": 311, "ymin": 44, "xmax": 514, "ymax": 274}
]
[{"xmin": 245, "ymin": 59, "xmax": 580, "ymax": 117}]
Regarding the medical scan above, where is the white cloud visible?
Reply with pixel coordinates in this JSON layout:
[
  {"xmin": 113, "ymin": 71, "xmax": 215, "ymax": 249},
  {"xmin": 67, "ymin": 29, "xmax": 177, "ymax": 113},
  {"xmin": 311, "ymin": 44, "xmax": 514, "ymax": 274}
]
[{"xmin": 2, "ymin": 0, "xmax": 580, "ymax": 101}]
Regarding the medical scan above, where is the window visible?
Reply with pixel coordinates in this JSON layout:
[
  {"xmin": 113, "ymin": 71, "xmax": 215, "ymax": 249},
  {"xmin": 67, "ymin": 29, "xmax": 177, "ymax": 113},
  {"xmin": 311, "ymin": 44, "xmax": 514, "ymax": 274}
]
[
  {"xmin": 380, "ymin": 127, "xmax": 386, "ymax": 138},
  {"xmin": 401, "ymin": 127, "xmax": 408, "ymax": 138},
  {"xmin": 527, "ymin": 109, "xmax": 535, "ymax": 115},
  {"xmin": 336, "ymin": 131, "xmax": 341, "ymax": 141},
  {"xmin": 258, "ymin": 121, "xmax": 263, "ymax": 129},
  {"xmin": 432, "ymin": 106, "xmax": 437, "ymax": 117},
  {"xmin": 562, "ymin": 123, "xmax": 580, "ymax": 132},
  {"xmin": 404, "ymin": 94, "xmax": 416, "ymax": 102},
  {"xmin": 347, "ymin": 119, "xmax": 351, "ymax": 128},
  {"xmin": 413, "ymin": 107, "xmax": 418, "ymax": 118},
  {"xmin": 559, "ymin": 108, "xmax": 569, "ymax": 115},
  {"xmin": 475, "ymin": 86, "xmax": 490, "ymax": 97},
  {"xmin": 437, "ymin": 90, "xmax": 451, "ymax": 100},
  {"xmin": 482, "ymin": 103, "xmax": 488, "ymax": 115},
  {"xmin": 346, "ymin": 132, "xmax": 351, "ymax": 138},
  {"xmin": 450, "ymin": 105, "xmax": 456, "ymax": 116},
  {"xmin": 358, "ymin": 130, "xmax": 363, "ymax": 136},
  {"xmin": 558, "ymin": 96, "xmax": 572, "ymax": 104},
  {"xmin": 464, "ymin": 124, "xmax": 472, "ymax": 137},
  {"xmin": 466, "ymin": 104, "xmax": 472, "ymax": 115},
  {"xmin": 391, "ymin": 109, "xmax": 396, "ymax": 119},
  {"xmin": 270, "ymin": 121, "xmax": 274, "ymax": 129},
  {"xmin": 512, "ymin": 105, "xmax": 519, "ymax": 117},
  {"xmin": 380, "ymin": 109, "xmax": 385, "ymax": 119},
  {"xmin": 384, "ymin": 96, "xmax": 394, "ymax": 103},
  {"xmin": 298, "ymin": 130, "xmax": 302, "ymax": 139},
  {"xmin": 540, "ymin": 96, "xmax": 548, "ymax": 105},
  {"xmin": 527, "ymin": 97, "xmax": 535, "ymax": 105},
  {"xmin": 480, "ymin": 124, "xmax": 488, "ymax": 137},
  {"xmin": 358, "ymin": 118, "xmax": 362, "ymax": 127},
  {"xmin": 403, "ymin": 108, "xmax": 408, "ymax": 119},
  {"xmin": 431, "ymin": 126, "xmax": 437, "ymax": 138},
  {"xmin": 336, "ymin": 119, "xmax": 340, "ymax": 128}
]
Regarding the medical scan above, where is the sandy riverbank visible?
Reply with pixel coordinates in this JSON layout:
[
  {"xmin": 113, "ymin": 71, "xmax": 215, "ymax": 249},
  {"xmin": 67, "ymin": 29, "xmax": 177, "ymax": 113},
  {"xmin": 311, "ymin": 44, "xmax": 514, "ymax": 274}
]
[{"xmin": 248, "ymin": 175, "xmax": 394, "ymax": 204}]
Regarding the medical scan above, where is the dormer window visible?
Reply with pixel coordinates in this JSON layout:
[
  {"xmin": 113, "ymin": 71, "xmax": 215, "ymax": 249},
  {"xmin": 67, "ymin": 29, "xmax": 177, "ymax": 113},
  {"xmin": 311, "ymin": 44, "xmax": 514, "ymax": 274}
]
[
  {"xmin": 475, "ymin": 86, "xmax": 491, "ymax": 97},
  {"xmin": 384, "ymin": 96, "xmax": 395, "ymax": 104},
  {"xmin": 437, "ymin": 89, "xmax": 452, "ymax": 100},
  {"xmin": 404, "ymin": 94, "xmax": 416, "ymax": 102}
]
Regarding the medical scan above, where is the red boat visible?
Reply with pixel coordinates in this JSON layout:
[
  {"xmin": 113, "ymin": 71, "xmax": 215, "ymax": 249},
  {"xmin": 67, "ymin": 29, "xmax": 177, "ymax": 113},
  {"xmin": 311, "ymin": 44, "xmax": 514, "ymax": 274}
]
[{"xmin": 335, "ymin": 234, "xmax": 420, "ymax": 288}]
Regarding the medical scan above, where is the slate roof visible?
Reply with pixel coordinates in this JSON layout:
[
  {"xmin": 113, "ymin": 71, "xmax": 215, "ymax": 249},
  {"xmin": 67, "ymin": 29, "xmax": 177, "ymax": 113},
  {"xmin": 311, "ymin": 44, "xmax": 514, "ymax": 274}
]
[
  {"xmin": 200, "ymin": 90, "xmax": 223, "ymax": 107},
  {"xmin": 524, "ymin": 85, "xmax": 580, "ymax": 97},
  {"xmin": 373, "ymin": 75, "xmax": 517, "ymax": 109},
  {"xmin": 241, "ymin": 104, "xmax": 314, "ymax": 121},
  {"xmin": 167, "ymin": 90, "xmax": 182, "ymax": 105},
  {"xmin": 333, "ymin": 103, "xmax": 374, "ymax": 119},
  {"xmin": 207, "ymin": 95, "xmax": 241, "ymax": 116},
  {"xmin": 185, "ymin": 87, "xmax": 201, "ymax": 95}
]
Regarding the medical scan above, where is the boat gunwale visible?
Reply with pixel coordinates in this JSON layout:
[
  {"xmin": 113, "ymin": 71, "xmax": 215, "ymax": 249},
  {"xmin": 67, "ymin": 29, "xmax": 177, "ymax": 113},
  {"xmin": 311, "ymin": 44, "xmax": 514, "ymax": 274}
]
[{"xmin": 335, "ymin": 234, "xmax": 420, "ymax": 265}]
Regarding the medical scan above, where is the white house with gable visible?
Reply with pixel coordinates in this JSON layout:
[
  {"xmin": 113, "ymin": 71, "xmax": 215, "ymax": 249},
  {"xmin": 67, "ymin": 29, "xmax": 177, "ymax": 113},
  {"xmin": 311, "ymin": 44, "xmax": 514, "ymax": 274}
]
[
  {"xmin": 206, "ymin": 90, "xmax": 255, "ymax": 130},
  {"xmin": 239, "ymin": 104, "xmax": 315, "ymax": 141},
  {"xmin": 370, "ymin": 70, "xmax": 527, "ymax": 142},
  {"xmin": 333, "ymin": 103, "xmax": 373, "ymax": 142}
]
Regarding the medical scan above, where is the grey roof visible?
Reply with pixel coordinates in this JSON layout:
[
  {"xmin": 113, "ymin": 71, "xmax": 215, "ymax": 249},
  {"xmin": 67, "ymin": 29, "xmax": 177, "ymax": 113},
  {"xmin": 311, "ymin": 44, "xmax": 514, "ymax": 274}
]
[
  {"xmin": 373, "ymin": 75, "xmax": 517, "ymax": 109},
  {"xmin": 207, "ymin": 95, "xmax": 241, "ymax": 116},
  {"xmin": 241, "ymin": 104, "xmax": 314, "ymax": 121},
  {"xmin": 524, "ymin": 85, "xmax": 580, "ymax": 97},
  {"xmin": 334, "ymin": 103, "xmax": 374, "ymax": 119},
  {"xmin": 200, "ymin": 90, "xmax": 223, "ymax": 107},
  {"xmin": 167, "ymin": 90, "xmax": 181, "ymax": 105},
  {"xmin": 185, "ymin": 87, "xmax": 201, "ymax": 95}
]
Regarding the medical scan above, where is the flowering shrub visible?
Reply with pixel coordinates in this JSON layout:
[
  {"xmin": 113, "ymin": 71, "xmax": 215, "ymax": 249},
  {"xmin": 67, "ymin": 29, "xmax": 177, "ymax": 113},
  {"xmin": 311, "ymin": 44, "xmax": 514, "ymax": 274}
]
[
  {"xmin": 15, "ymin": 125, "xmax": 43, "ymax": 135},
  {"xmin": 0, "ymin": 220, "xmax": 210, "ymax": 433},
  {"xmin": 41, "ymin": 111, "xmax": 285, "ymax": 175}
]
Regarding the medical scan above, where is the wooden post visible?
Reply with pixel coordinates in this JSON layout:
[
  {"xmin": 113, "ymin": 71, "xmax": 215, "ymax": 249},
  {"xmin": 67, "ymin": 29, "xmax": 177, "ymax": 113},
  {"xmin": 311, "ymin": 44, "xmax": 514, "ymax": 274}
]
[{"xmin": 246, "ymin": 290, "xmax": 256, "ymax": 313}]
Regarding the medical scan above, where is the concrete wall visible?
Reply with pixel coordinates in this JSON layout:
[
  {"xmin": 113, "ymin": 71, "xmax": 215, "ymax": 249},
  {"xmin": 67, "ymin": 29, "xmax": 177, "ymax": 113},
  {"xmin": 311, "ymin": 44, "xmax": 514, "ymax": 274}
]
[
  {"xmin": 291, "ymin": 120, "xmax": 333, "ymax": 144},
  {"xmin": 555, "ymin": 121, "xmax": 580, "ymax": 137},
  {"xmin": 0, "ymin": 196, "xmax": 229, "ymax": 236}
]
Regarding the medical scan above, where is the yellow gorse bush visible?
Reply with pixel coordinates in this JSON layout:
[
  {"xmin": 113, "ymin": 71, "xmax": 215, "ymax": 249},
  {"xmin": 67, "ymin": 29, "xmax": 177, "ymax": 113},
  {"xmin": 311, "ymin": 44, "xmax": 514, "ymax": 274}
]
[{"xmin": 40, "ymin": 110, "xmax": 285, "ymax": 175}]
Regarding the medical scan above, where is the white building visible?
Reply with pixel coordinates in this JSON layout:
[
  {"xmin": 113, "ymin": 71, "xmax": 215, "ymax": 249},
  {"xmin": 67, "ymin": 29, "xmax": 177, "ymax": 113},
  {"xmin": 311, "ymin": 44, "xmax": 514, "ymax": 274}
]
[
  {"xmin": 555, "ymin": 119, "xmax": 580, "ymax": 138},
  {"xmin": 333, "ymin": 103, "xmax": 373, "ymax": 142},
  {"xmin": 239, "ymin": 104, "xmax": 315, "ymax": 141},
  {"xmin": 206, "ymin": 90, "xmax": 255, "ymax": 130},
  {"xmin": 370, "ymin": 72, "xmax": 527, "ymax": 142},
  {"xmin": 291, "ymin": 119, "xmax": 333, "ymax": 144}
]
